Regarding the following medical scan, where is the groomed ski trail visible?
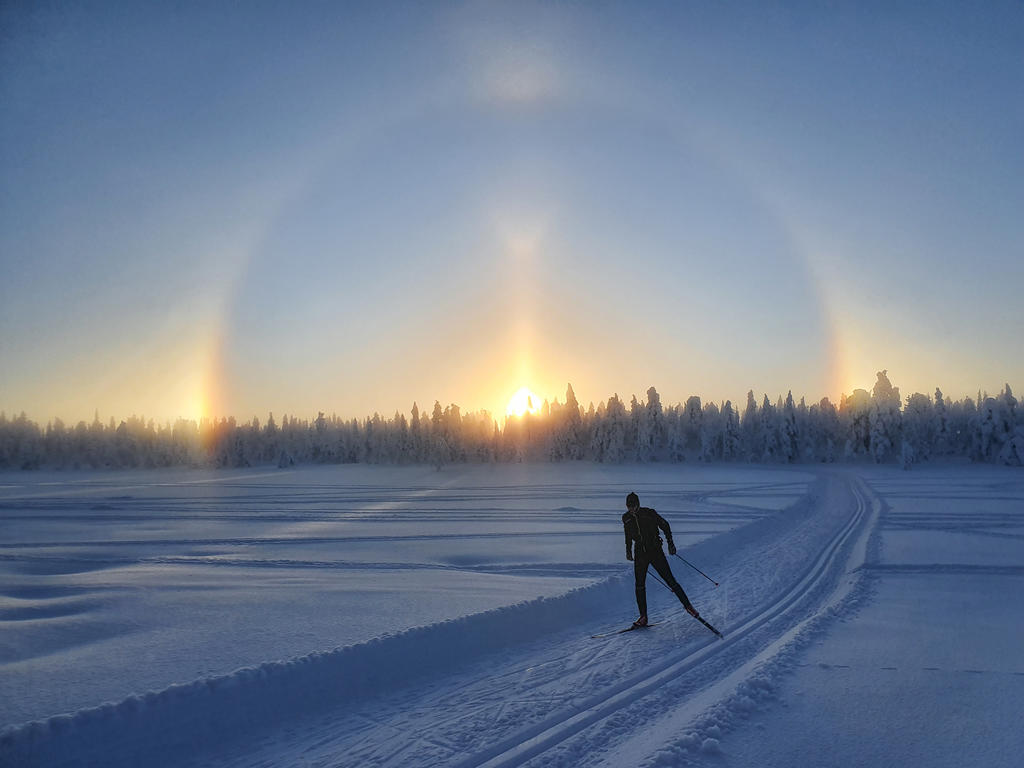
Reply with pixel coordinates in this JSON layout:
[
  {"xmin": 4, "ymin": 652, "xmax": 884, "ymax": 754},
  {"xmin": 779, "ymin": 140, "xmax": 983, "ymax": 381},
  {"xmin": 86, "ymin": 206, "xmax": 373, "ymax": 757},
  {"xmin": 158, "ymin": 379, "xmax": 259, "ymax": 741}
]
[
  {"xmin": 1, "ymin": 470, "xmax": 877, "ymax": 768},
  {"xmin": 195, "ymin": 471, "xmax": 878, "ymax": 768},
  {"xmin": 544, "ymin": 473, "xmax": 880, "ymax": 768},
  {"xmin": 460, "ymin": 474, "xmax": 879, "ymax": 768}
]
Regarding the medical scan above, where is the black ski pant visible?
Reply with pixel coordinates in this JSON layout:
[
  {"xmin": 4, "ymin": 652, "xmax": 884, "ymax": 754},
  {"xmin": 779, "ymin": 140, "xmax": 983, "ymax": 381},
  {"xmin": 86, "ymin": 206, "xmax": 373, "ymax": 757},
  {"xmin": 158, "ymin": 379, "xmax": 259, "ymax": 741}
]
[{"xmin": 633, "ymin": 547, "xmax": 693, "ymax": 617}]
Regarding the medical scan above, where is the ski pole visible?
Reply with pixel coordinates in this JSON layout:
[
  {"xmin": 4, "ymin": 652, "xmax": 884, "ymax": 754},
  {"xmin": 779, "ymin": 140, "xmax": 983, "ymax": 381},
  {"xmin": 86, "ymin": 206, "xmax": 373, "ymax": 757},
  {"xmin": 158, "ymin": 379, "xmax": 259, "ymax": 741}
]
[
  {"xmin": 673, "ymin": 553, "xmax": 719, "ymax": 587},
  {"xmin": 648, "ymin": 571, "xmax": 671, "ymax": 591}
]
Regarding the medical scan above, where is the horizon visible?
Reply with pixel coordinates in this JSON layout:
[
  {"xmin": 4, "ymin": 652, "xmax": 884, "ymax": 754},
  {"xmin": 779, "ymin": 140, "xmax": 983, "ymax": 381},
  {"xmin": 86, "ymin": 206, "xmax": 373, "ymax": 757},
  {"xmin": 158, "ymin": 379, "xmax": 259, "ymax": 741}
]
[
  {"xmin": 3, "ymin": 3, "xmax": 1022, "ymax": 426},
  {"xmin": 4, "ymin": 372, "xmax": 1017, "ymax": 430}
]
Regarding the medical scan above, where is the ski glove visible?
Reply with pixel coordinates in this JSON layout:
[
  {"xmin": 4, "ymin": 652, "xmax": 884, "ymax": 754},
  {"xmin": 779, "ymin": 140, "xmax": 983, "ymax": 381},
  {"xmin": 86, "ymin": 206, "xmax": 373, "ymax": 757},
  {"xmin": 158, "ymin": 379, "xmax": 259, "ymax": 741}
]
[
  {"xmin": 668, "ymin": 542, "xmax": 677, "ymax": 556},
  {"xmin": 626, "ymin": 550, "xmax": 633, "ymax": 561}
]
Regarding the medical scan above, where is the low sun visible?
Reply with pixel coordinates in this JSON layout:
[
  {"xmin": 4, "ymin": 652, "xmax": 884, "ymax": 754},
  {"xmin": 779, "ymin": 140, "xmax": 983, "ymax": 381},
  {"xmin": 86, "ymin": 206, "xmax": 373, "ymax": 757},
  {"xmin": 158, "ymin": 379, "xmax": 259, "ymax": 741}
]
[{"xmin": 506, "ymin": 386, "xmax": 543, "ymax": 418}]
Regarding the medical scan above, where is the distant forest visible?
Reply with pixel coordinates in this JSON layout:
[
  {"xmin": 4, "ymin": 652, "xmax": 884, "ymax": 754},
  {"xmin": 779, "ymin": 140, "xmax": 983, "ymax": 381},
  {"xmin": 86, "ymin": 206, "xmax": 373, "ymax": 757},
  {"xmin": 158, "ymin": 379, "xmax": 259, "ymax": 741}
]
[{"xmin": 1, "ymin": 372, "xmax": 1021, "ymax": 470}]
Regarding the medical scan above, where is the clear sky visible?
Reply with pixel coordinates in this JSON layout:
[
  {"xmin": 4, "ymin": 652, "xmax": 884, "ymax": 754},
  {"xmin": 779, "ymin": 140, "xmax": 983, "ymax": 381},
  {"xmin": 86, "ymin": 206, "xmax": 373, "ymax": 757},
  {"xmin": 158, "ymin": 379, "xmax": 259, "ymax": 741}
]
[{"xmin": 2, "ymin": 1, "xmax": 1022, "ymax": 425}]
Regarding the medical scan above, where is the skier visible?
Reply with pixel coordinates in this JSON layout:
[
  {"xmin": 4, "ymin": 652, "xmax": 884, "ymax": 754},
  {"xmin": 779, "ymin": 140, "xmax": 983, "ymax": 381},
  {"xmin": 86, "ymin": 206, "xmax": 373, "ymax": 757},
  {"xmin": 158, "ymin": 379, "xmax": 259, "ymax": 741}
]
[{"xmin": 623, "ymin": 491, "xmax": 700, "ymax": 628}]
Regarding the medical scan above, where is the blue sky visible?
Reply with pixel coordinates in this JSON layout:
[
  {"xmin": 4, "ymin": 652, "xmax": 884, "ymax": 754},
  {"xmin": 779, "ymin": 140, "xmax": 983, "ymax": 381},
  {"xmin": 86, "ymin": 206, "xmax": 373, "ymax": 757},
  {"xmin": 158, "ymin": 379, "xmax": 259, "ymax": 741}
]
[{"xmin": 2, "ymin": 1, "xmax": 1022, "ymax": 423}]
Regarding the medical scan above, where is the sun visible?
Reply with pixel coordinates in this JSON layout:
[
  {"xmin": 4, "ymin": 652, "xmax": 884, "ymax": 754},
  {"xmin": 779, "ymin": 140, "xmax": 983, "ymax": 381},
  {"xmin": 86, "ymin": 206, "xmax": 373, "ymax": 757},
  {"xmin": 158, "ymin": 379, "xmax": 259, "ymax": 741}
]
[{"xmin": 506, "ymin": 386, "xmax": 543, "ymax": 418}]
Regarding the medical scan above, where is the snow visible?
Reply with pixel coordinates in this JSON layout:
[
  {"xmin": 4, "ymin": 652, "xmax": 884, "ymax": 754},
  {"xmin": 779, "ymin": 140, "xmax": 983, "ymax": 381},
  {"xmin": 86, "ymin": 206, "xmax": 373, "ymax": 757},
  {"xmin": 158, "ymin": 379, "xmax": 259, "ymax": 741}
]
[
  {"xmin": 1, "ymin": 463, "xmax": 1021, "ymax": 767},
  {"xmin": 715, "ymin": 467, "xmax": 1024, "ymax": 768}
]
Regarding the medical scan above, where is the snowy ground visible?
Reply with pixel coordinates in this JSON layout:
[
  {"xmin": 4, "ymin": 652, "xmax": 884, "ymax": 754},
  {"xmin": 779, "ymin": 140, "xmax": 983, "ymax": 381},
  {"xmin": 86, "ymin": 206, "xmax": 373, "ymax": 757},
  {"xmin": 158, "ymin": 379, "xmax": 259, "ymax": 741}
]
[
  {"xmin": 1, "ymin": 463, "xmax": 1020, "ymax": 767},
  {"xmin": 715, "ymin": 467, "xmax": 1024, "ymax": 768}
]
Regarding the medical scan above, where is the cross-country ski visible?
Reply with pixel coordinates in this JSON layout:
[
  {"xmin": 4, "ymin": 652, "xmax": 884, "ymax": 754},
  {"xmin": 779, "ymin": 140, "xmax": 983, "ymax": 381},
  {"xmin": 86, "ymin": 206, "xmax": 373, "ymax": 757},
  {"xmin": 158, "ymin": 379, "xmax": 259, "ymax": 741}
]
[{"xmin": 592, "ymin": 622, "xmax": 661, "ymax": 638}]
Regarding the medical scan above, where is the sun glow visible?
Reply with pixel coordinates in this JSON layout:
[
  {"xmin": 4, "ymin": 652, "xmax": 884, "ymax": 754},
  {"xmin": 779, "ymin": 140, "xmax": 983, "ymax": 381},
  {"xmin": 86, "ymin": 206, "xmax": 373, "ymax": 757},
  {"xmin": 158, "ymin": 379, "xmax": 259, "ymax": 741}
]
[{"xmin": 506, "ymin": 386, "xmax": 543, "ymax": 418}]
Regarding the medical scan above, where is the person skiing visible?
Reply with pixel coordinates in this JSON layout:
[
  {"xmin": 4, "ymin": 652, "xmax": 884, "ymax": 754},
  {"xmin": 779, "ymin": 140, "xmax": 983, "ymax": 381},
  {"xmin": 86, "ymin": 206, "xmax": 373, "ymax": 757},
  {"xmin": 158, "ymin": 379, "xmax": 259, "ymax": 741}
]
[{"xmin": 623, "ymin": 491, "xmax": 700, "ymax": 628}]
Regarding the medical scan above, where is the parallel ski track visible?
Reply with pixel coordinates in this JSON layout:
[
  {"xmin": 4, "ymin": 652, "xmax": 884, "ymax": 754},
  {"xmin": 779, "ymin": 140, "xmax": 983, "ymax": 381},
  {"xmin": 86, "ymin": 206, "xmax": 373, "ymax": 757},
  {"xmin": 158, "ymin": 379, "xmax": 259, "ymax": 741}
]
[{"xmin": 458, "ymin": 476, "xmax": 870, "ymax": 768}]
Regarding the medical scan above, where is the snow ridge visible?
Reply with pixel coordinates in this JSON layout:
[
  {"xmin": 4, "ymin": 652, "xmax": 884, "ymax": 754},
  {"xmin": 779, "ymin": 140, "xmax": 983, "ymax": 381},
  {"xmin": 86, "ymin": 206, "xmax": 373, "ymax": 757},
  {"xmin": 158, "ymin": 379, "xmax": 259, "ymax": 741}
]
[{"xmin": 0, "ymin": 573, "xmax": 624, "ymax": 768}]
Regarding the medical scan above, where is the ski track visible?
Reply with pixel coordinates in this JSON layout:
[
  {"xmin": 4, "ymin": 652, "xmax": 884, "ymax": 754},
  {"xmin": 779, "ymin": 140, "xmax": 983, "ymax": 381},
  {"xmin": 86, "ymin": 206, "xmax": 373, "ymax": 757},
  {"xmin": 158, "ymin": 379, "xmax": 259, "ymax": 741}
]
[
  {"xmin": 0, "ymin": 469, "xmax": 865, "ymax": 768},
  {"xmin": 309, "ymin": 472, "xmax": 873, "ymax": 768},
  {"xmin": 470, "ymin": 475, "xmax": 875, "ymax": 768}
]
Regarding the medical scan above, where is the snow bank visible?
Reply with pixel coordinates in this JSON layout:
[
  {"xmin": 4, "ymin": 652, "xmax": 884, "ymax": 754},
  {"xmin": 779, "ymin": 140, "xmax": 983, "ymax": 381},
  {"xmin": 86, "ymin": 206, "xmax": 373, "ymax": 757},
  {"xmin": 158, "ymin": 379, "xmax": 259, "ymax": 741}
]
[{"xmin": 0, "ymin": 573, "xmax": 626, "ymax": 767}]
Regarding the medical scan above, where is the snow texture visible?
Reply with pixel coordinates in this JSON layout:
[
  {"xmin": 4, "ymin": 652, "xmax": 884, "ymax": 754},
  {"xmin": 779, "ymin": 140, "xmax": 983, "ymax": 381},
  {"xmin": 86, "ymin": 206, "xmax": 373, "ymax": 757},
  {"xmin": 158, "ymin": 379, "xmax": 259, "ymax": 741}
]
[{"xmin": 1, "ymin": 462, "xmax": 1021, "ymax": 767}]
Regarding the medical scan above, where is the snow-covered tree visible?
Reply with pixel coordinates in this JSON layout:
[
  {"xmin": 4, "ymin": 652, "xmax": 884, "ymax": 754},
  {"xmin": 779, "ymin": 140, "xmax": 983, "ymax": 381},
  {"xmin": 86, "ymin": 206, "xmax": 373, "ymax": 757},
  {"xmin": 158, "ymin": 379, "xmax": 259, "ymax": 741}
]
[
  {"xmin": 841, "ymin": 389, "xmax": 872, "ymax": 459},
  {"xmin": 682, "ymin": 396, "xmax": 703, "ymax": 460},
  {"xmin": 759, "ymin": 395, "xmax": 780, "ymax": 462},
  {"xmin": 817, "ymin": 397, "xmax": 839, "ymax": 462},
  {"xmin": 598, "ymin": 394, "xmax": 629, "ymax": 463},
  {"xmin": 3, "ymin": 373, "xmax": 1020, "ymax": 469},
  {"xmin": 721, "ymin": 400, "xmax": 741, "ymax": 460},
  {"xmin": 634, "ymin": 386, "xmax": 665, "ymax": 462},
  {"xmin": 869, "ymin": 370, "xmax": 902, "ymax": 463},
  {"xmin": 700, "ymin": 401, "xmax": 723, "ymax": 461},
  {"xmin": 902, "ymin": 392, "xmax": 934, "ymax": 464},
  {"xmin": 932, "ymin": 389, "xmax": 949, "ymax": 457},
  {"xmin": 740, "ymin": 391, "xmax": 759, "ymax": 462},
  {"xmin": 549, "ymin": 384, "xmax": 584, "ymax": 461},
  {"xmin": 781, "ymin": 391, "xmax": 799, "ymax": 463}
]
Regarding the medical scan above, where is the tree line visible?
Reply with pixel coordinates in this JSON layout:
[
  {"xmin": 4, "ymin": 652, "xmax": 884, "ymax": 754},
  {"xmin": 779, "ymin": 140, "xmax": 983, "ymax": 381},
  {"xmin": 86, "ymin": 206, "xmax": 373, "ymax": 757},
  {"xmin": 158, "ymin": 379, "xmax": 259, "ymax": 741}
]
[{"xmin": 1, "ymin": 373, "xmax": 1021, "ymax": 470}]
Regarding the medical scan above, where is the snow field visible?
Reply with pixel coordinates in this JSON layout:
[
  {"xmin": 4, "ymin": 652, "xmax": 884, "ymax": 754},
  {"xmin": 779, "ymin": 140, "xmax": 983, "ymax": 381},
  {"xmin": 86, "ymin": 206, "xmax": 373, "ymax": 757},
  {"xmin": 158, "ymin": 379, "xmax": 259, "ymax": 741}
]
[
  {"xmin": 1, "ymin": 576, "xmax": 624, "ymax": 767},
  {"xmin": 0, "ymin": 464, "xmax": 808, "ymax": 766},
  {"xmin": 684, "ymin": 465, "xmax": 1024, "ymax": 768},
  {"xmin": 7, "ymin": 464, "xmax": 1016, "ymax": 767},
  {"xmin": 175, "ymin": 470, "xmax": 844, "ymax": 767}
]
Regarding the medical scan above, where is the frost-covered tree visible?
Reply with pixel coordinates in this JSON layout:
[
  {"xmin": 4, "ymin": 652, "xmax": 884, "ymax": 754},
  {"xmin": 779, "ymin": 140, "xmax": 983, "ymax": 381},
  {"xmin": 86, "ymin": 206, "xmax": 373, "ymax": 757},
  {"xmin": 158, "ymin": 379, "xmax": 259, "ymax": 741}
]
[
  {"xmin": 902, "ymin": 392, "xmax": 935, "ymax": 465},
  {"xmin": 721, "ymin": 400, "xmax": 741, "ymax": 461},
  {"xmin": 975, "ymin": 396, "xmax": 999, "ymax": 461},
  {"xmin": 947, "ymin": 395, "xmax": 976, "ymax": 457},
  {"xmin": 635, "ymin": 386, "xmax": 665, "ymax": 462},
  {"xmin": 869, "ymin": 370, "xmax": 902, "ymax": 463},
  {"xmin": 550, "ymin": 383, "xmax": 584, "ymax": 461},
  {"xmin": 700, "ymin": 401, "xmax": 723, "ymax": 461},
  {"xmin": 600, "ymin": 394, "xmax": 629, "ymax": 463},
  {"xmin": 628, "ymin": 395, "xmax": 643, "ymax": 462},
  {"xmin": 998, "ymin": 385, "xmax": 1024, "ymax": 465},
  {"xmin": 759, "ymin": 395, "xmax": 780, "ymax": 461},
  {"xmin": 841, "ymin": 389, "xmax": 872, "ymax": 459},
  {"xmin": 1, "ymin": 412, "xmax": 45, "ymax": 469},
  {"xmin": 664, "ymin": 404, "xmax": 684, "ymax": 462},
  {"xmin": 431, "ymin": 400, "xmax": 444, "ymax": 434},
  {"xmin": 47, "ymin": 418, "xmax": 78, "ymax": 468},
  {"xmin": 993, "ymin": 384, "xmax": 1019, "ymax": 464},
  {"xmin": 971, "ymin": 387, "xmax": 1016, "ymax": 464},
  {"xmin": 409, "ymin": 403, "xmax": 423, "ymax": 462},
  {"xmin": 781, "ymin": 391, "xmax": 799, "ymax": 463},
  {"xmin": 796, "ymin": 397, "xmax": 813, "ymax": 461},
  {"xmin": 682, "ymin": 396, "xmax": 703, "ymax": 459},
  {"xmin": 740, "ymin": 391, "xmax": 759, "ymax": 462},
  {"xmin": 932, "ymin": 389, "xmax": 949, "ymax": 457},
  {"xmin": 815, "ymin": 397, "xmax": 839, "ymax": 462}
]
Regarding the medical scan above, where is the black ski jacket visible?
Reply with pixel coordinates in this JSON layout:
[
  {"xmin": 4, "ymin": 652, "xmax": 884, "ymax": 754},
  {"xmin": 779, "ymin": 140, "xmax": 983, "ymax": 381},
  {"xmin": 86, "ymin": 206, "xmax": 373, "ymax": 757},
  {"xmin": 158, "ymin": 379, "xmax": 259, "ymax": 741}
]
[{"xmin": 622, "ymin": 506, "xmax": 675, "ymax": 558}]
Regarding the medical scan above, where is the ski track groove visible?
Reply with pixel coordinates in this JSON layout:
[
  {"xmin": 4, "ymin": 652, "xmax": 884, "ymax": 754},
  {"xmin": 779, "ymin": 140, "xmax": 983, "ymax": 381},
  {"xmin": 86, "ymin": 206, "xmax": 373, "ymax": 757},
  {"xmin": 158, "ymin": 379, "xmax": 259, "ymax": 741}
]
[{"xmin": 453, "ymin": 475, "xmax": 871, "ymax": 768}]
